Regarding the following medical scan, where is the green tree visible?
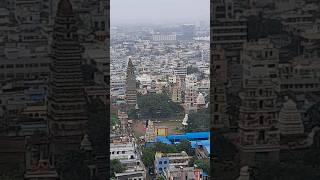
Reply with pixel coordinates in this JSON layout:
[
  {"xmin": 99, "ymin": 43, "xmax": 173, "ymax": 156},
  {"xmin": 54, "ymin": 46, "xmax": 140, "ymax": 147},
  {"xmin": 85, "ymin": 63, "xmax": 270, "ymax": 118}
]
[
  {"xmin": 110, "ymin": 159, "xmax": 126, "ymax": 177},
  {"xmin": 137, "ymin": 93, "xmax": 183, "ymax": 118},
  {"xmin": 186, "ymin": 109, "xmax": 210, "ymax": 132},
  {"xmin": 195, "ymin": 159, "xmax": 210, "ymax": 173},
  {"xmin": 155, "ymin": 142, "xmax": 178, "ymax": 153},
  {"xmin": 111, "ymin": 112, "xmax": 119, "ymax": 126},
  {"xmin": 141, "ymin": 147, "xmax": 156, "ymax": 167},
  {"xmin": 177, "ymin": 140, "xmax": 193, "ymax": 155},
  {"xmin": 188, "ymin": 157, "xmax": 196, "ymax": 167}
]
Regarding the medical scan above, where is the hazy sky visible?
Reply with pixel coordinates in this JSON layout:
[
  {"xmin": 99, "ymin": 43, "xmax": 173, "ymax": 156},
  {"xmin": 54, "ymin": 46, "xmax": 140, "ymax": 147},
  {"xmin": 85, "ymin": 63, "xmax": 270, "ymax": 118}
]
[{"xmin": 111, "ymin": 0, "xmax": 210, "ymax": 25}]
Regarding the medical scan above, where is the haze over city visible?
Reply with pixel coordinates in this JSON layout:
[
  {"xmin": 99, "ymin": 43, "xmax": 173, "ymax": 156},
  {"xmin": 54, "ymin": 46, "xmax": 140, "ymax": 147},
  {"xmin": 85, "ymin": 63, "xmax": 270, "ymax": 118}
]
[{"xmin": 111, "ymin": 0, "xmax": 210, "ymax": 25}]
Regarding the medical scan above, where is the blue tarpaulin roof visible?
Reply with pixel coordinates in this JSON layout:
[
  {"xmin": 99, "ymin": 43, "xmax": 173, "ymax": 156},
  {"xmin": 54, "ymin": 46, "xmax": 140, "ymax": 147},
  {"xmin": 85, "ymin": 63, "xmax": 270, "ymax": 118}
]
[
  {"xmin": 156, "ymin": 131, "xmax": 210, "ymax": 153},
  {"xmin": 185, "ymin": 131, "xmax": 210, "ymax": 139},
  {"xmin": 156, "ymin": 136, "xmax": 172, "ymax": 144},
  {"xmin": 166, "ymin": 134, "xmax": 187, "ymax": 141},
  {"xmin": 166, "ymin": 131, "xmax": 209, "ymax": 141}
]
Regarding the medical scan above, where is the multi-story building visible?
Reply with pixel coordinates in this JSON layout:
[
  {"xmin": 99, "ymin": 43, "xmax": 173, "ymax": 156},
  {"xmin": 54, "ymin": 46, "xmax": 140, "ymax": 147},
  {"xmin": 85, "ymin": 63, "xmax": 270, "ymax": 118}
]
[
  {"xmin": 114, "ymin": 171, "xmax": 146, "ymax": 180},
  {"xmin": 154, "ymin": 151, "xmax": 191, "ymax": 176},
  {"xmin": 154, "ymin": 152, "xmax": 170, "ymax": 175},
  {"xmin": 184, "ymin": 74, "xmax": 198, "ymax": 112},
  {"xmin": 212, "ymin": 0, "xmax": 247, "ymax": 51},
  {"xmin": 110, "ymin": 140, "xmax": 137, "ymax": 163},
  {"xmin": 171, "ymin": 76, "xmax": 183, "ymax": 103},
  {"xmin": 212, "ymin": 0, "xmax": 247, "ymax": 91},
  {"xmin": 241, "ymin": 39, "xmax": 280, "ymax": 89},
  {"xmin": 162, "ymin": 166, "xmax": 208, "ymax": 180},
  {"xmin": 279, "ymin": 57, "xmax": 320, "ymax": 93},
  {"xmin": 152, "ymin": 33, "xmax": 177, "ymax": 42}
]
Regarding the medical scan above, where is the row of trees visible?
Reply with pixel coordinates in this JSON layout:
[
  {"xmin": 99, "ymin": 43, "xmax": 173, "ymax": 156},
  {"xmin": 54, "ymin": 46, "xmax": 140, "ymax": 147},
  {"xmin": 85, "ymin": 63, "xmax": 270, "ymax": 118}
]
[
  {"xmin": 185, "ymin": 109, "xmax": 210, "ymax": 132},
  {"xmin": 130, "ymin": 93, "xmax": 183, "ymax": 119},
  {"xmin": 110, "ymin": 159, "xmax": 126, "ymax": 178}
]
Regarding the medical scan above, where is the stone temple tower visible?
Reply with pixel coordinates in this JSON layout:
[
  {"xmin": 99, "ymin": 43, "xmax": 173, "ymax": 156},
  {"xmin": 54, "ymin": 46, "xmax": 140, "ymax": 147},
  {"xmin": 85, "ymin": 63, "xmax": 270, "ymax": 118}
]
[
  {"xmin": 126, "ymin": 58, "xmax": 137, "ymax": 110},
  {"xmin": 239, "ymin": 40, "xmax": 280, "ymax": 166},
  {"xmin": 47, "ymin": 0, "xmax": 88, "ymax": 153}
]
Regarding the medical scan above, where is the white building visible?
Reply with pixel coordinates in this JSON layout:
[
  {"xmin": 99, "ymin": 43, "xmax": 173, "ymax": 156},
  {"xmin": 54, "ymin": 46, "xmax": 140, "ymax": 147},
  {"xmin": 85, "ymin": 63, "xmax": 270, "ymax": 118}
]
[
  {"xmin": 279, "ymin": 98, "xmax": 304, "ymax": 135},
  {"xmin": 153, "ymin": 33, "xmax": 176, "ymax": 42}
]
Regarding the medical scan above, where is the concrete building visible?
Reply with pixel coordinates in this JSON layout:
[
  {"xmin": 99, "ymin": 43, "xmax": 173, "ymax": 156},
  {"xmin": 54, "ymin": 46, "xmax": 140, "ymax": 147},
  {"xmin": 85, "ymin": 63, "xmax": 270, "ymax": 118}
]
[
  {"xmin": 114, "ymin": 171, "xmax": 145, "ymax": 180},
  {"xmin": 171, "ymin": 76, "xmax": 183, "ymax": 103},
  {"xmin": 164, "ymin": 151, "xmax": 190, "ymax": 167},
  {"xmin": 163, "ymin": 166, "xmax": 208, "ymax": 180},
  {"xmin": 152, "ymin": 33, "xmax": 177, "ymax": 42},
  {"xmin": 212, "ymin": 0, "xmax": 247, "ymax": 50},
  {"xmin": 196, "ymin": 92, "xmax": 206, "ymax": 110},
  {"xmin": 154, "ymin": 152, "xmax": 170, "ymax": 175},
  {"xmin": 279, "ymin": 57, "xmax": 320, "ymax": 93},
  {"xmin": 241, "ymin": 39, "xmax": 280, "ymax": 87},
  {"xmin": 110, "ymin": 140, "xmax": 138, "ymax": 164},
  {"xmin": 184, "ymin": 75, "xmax": 198, "ymax": 112}
]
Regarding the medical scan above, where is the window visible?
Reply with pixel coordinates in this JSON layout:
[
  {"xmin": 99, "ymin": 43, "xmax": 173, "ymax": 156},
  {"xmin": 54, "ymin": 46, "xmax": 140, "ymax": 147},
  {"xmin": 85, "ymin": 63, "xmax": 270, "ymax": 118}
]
[
  {"xmin": 117, "ymin": 151, "xmax": 120, "ymax": 154},
  {"xmin": 15, "ymin": 64, "xmax": 24, "ymax": 68},
  {"xmin": 258, "ymin": 130, "xmax": 265, "ymax": 141},
  {"xmin": 164, "ymin": 161, "xmax": 167, "ymax": 164},
  {"xmin": 259, "ymin": 116, "xmax": 264, "ymax": 125},
  {"xmin": 101, "ymin": 21, "xmax": 105, "ymax": 30},
  {"xmin": 259, "ymin": 101, "xmax": 263, "ymax": 108},
  {"xmin": 159, "ymin": 168, "xmax": 162, "ymax": 171},
  {"xmin": 122, "ymin": 151, "xmax": 125, "ymax": 154},
  {"xmin": 159, "ymin": 161, "xmax": 162, "ymax": 164},
  {"xmin": 6, "ymin": 64, "xmax": 14, "ymax": 68}
]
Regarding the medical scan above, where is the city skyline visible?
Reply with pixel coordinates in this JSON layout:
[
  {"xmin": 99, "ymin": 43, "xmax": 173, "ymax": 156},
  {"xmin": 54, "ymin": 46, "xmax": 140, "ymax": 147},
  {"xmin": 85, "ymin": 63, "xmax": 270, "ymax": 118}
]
[{"xmin": 111, "ymin": 0, "xmax": 210, "ymax": 25}]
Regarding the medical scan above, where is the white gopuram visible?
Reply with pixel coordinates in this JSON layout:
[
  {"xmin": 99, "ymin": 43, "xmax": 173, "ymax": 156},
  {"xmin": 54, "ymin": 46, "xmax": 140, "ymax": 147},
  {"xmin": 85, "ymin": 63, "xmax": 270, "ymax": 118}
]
[{"xmin": 279, "ymin": 98, "xmax": 304, "ymax": 135}]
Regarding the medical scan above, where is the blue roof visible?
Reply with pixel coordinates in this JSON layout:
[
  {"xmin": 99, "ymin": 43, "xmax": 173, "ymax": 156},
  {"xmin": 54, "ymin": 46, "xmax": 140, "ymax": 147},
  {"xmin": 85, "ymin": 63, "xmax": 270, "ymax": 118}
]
[
  {"xmin": 202, "ymin": 172, "xmax": 209, "ymax": 177},
  {"xmin": 166, "ymin": 134, "xmax": 187, "ymax": 141},
  {"xmin": 185, "ymin": 131, "xmax": 210, "ymax": 139},
  {"xmin": 155, "ymin": 132, "xmax": 210, "ymax": 150},
  {"xmin": 156, "ymin": 136, "xmax": 172, "ymax": 144}
]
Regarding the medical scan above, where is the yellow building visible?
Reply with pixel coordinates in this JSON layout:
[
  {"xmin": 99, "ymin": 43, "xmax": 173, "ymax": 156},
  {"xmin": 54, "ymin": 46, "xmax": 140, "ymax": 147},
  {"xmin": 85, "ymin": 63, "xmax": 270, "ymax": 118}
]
[{"xmin": 156, "ymin": 127, "xmax": 168, "ymax": 136}]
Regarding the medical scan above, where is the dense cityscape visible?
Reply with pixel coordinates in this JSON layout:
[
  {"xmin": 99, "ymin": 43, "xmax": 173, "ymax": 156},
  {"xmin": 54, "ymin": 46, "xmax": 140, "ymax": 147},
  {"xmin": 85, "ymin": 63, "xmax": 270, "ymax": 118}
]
[
  {"xmin": 212, "ymin": 0, "xmax": 320, "ymax": 179},
  {"xmin": 0, "ymin": 0, "xmax": 320, "ymax": 179},
  {"xmin": 110, "ymin": 22, "xmax": 211, "ymax": 179}
]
